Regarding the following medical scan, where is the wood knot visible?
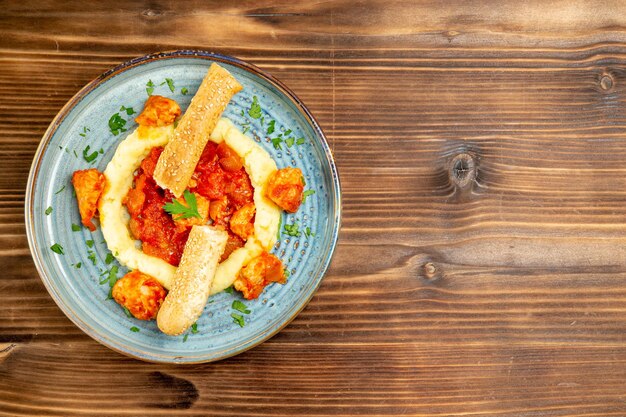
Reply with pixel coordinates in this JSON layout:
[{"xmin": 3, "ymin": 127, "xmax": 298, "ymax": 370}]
[
  {"xmin": 600, "ymin": 73, "xmax": 614, "ymax": 91},
  {"xmin": 423, "ymin": 262, "xmax": 439, "ymax": 281},
  {"xmin": 449, "ymin": 153, "xmax": 476, "ymax": 189},
  {"xmin": 142, "ymin": 9, "xmax": 163, "ymax": 18}
]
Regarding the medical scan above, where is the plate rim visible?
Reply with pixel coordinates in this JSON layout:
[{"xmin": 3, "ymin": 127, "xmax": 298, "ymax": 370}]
[{"xmin": 24, "ymin": 50, "xmax": 342, "ymax": 364}]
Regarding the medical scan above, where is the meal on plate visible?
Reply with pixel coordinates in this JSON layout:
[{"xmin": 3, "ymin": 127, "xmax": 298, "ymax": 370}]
[{"xmin": 70, "ymin": 63, "xmax": 306, "ymax": 336}]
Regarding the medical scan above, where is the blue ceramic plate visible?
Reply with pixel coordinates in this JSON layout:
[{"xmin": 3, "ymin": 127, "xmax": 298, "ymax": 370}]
[{"xmin": 25, "ymin": 51, "xmax": 341, "ymax": 363}]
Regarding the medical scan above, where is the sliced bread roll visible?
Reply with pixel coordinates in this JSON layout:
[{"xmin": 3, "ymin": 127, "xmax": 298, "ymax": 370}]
[
  {"xmin": 153, "ymin": 63, "xmax": 243, "ymax": 197},
  {"xmin": 157, "ymin": 225, "xmax": 228, "ymax": 336}
]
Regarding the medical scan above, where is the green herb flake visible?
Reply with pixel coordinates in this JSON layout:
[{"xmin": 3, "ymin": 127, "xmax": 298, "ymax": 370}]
[
  {"xmin": 130, "ymin": 326, "xmax": 140, "ymax": 332},
  {"xmin": 55, "ymin": 185, "xmax": 66, "ymax": 195},
  {"xmin": 74, "ymin": 262, "xmax": 82, "ymax": 269},
  {"xmin": 271, "ymin": 137, "xmax": 283, "ymax": 150},
  {"xmin": 120, "ymin": 106, "xmax": 136, "ymax": 116},
  {"xmin": 296, "ymin": 137, "xmax": 306, "ymax": 145},
  {"xmin": 283, "ymin": 222, "xmax": 301, "ymax": 237},
  {"xmin": 45, "ymin": 206, "xmax": 53, "ymax": 215},
  {"xmin": 183, "ymin": 333, "xmax": 189, "ymax": 342},
  {"xmin": 284, "ymin": 269, "xmax": 290, "ymax": 278},
  {"xmin": 231, "ymin": 313, "xmax": 245, "ymax": 327},
  {"xmin": 181, "ymin": 87, "xmax": 188, "ymax": 95},
  {"xmin": 285, "ymin": 137, "xmax": 295, "ymax": 148},
  {"xmin": 305, "ymin": 227, "xmax": 315, "ymax": 237},
  {"xmin": 301, "ymin": 176, "xmax": 306, "ymax": 186},
  {"xmin": 163, "ymin": 190, "xmax": 202, "ymax": 220},
  {"xmin": 232, "ymin": 300, "xmax": 251, "ymax": 314},
  {"xmin": 123, "ymin": 307, "xmax": 133, "ymax": 318},
  {"xmin": 79, "ymin": 126, "xmax": 90, "ymax": 138},
  {"xmin": 87, "ymin": 250, "xmax": 97, "ymax": 265},
  {"xmin": 302, "ymin": 189, "xmax": 316, "ymax": 203},
  {"xmin": 266, "ymin": 120, "xmax": 276, "ymax": 135},
  {"xmin": 71, "ymin": 223, "xmax": 81, "ymax": 232},
  {"xmin": 165, "ymin": 78, "xmax": 175, "ymax": 92},
  {"xmin": 105, "ymin": 253, "xmax": 115, "ymax": 265},
  {"xmin": 73, "ymin": 150, "xmax": 78, "ymax": 158},
  {"xmin": 50, "ymin": 243, "xmax": 64, "ymax": 255},
  {"xmin": 146, "ymin": 79, "xmax": 155, "ymax": 96},
  {"xmin": 277, "ymin": 216, "xmax": 283, "ymax": 240},
  {"xmin": 191, "ymin": 323, "xmax": 199, "ymax": 334},
  {"xmin": 82, "ymin": 145, "xmax": 99, "ymax": 163},
  {"xmin": 86, "ymin": 240, "xmax": 94, "ymax": 248},
  {"xmin": 224, "ymin": 286, "xmax": 234, "ymax": 295},
  {"xmin": 248, "ymin": 96, "xmax": 262, "ymax": 119},
  {"xmin": 108, "ymin": 113, "xmax": 127, "ymax": 136},
  {"xmin": 107, "ymin": 265, "xmax": 119, "ymax": 288}
]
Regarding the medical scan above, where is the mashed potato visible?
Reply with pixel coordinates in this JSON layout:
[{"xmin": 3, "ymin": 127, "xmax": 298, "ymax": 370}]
[{"xmin": 99, "ymin": 118, "xmax": 281, "ymax": 293}]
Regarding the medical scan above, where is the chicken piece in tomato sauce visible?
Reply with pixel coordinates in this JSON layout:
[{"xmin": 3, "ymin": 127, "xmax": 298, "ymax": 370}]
[
  {"xmin": 134, "ymin": 95, "xmax": 181, "ymax": 127},
  {"xmin": 266, "ymin": 167, "xmax": 304, "ymax": 213},
  {"xmin": 112, "ymin": 270, "xmax": 167, "ymax": 320},
  {"xmin": 234, "ymin": 252, "xmax": 285, "ymax": 300},
  {"xmin": 71, "ymin": 168, "xmax": 106, "ymax": 231}
]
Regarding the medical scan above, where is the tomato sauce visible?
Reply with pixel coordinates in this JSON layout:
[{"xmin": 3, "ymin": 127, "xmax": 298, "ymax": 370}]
[{"xmin": 124, "ymin": 142, "xmax": 254, "ymax": 266}]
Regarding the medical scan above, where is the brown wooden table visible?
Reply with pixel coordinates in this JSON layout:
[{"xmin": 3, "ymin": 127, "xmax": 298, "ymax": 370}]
[{"xmin": 3, "ymin": 1, "xmax": 626, "ymax": 416}]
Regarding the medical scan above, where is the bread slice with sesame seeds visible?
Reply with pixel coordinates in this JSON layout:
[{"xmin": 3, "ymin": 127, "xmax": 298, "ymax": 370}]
[
  {"xmin": 153, "ymin": 63, "xmax": 243, "ymax": 197},
  {"xmin": 157, "ymin": 225, "xmax": 228, "ymax": 336}
]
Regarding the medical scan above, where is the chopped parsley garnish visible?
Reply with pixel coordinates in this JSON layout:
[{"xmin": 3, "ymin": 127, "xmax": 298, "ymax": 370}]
[
  {"xmin": 284, "ymin": 129, "xmax": 292, "ymax": 136},
  {"xmin": 86, "ymin": 240, "xmax": 94, "ymax": 248},
  {"xmin": 232, "ymin": 300, "xmax": 251, "ymax": 314},
  {"xmin": 87, "ymin": 250, "xmax": 97, "ymax": 265},
  {"xmin": 231, "ymin": 313, "xmax": 245, "ymax": 327},
  {"xmin": 191, "ymin": 323, "xmax": 199, "ymax": 334},
  {"xmin": 305, "ymin": 227, "xmax": 315, "ymax": 237},
  {"xmin": 106, "ymin": 266, "xmax": 119, "ymax": 288},
  {"xmin": 99, "ymin": 148, "xmax": 104, "ymax": 154},
  {"xmin": 285, "ymin": 137, "xmax": 295, "ymax": 148},
  {"xmin": 123, "ymin": 307, "xmax": 133, "ymax": 318},
  {"xmin": 71, "ymin": 223, "xmax": 81, "ymax": 232},
  {"xmin": 74, "ymin": 262, "xmax": 82, "ymax": 269},
  {"xmin": 183, "ymin": 334, "xmax": 189, "ymax": 342},
  {"xmin": 79, "ymin": 126, "xmax": 90, "ymax": 138},
  {"xmin": 105, "ymin": 253, "xmax": 115, "ymax": 265},
  {"xmin": 224, "ymin": 286, "xmax": 234, "ymax": 294},
  {"xmin": 50, "ymin": 243, "xmax": 64, "ymax": 255},
  {"xmin": 277, "ymin": 216, "xmax": 282, "ymax": 240},
  {"xmin": 283, "ymin": 222, "xmax": 301, "ymax": 237},
  {"xmin": 146, "ymin": 79, "xmax": 155, "ymax": 96},
  {"xmin": 108, "ymin": 113, "xmax": 127, "ymax": 136},
  {"xmin": 82, "ymin": 145, "xmax": 99, "ymax": 163},
  {"xmin": 248, "ymin": 96, "xmax": 262, "ymax": 119},
  {"xmin": 271, "ymin": 137, "xmax": 283, "ymax": 150},
  {"xmin": 165, "ymin": 78, "xmax": 175, "ymax": 92},
  {"xmin": 266, "ymin": 120, "xmax": 275, "ymax": 134},
  {"xmin": 302, "ymin": 189, "xmax": 315, "ymax": 203},
  {"xmin": 73, "ymin": 150, "xmax": 78, "ymax": 158},
  {"xmin": 120, "ymin": 106, "xmax": 135, "ymax": 116},
  {"xmin": 301, "ymin": 176, "xmax": 306, "ymax": 186},
  {"xmin": 45, "ymin": 206, "xmax": 53, "ymax": 215},
  {"xmin": 130, "ymin": 326, "xmax": 140, "ymax": 332},
  {"xmin": 181, "ymin": 87, "xmax": 188, "ymax": 95},
  {"xmin": 54, "ymin": 185, "xmax": 65, "ymax": 194},
  {"xmin": 163, "ymin": 190, "xmax": 202, "ymax": 220},
  {"xmin": 284, "ymin": 269, "xmax": 290, "ymax": 278},
  {"xmin": 296, "ymin": 137, "xmax": 305, "ymax": 145}
]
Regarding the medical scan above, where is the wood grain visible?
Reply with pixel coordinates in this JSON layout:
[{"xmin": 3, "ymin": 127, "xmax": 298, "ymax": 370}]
[{"xmin": 4, "ymin": 1, "xmax": 626, "ymax": 416}]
